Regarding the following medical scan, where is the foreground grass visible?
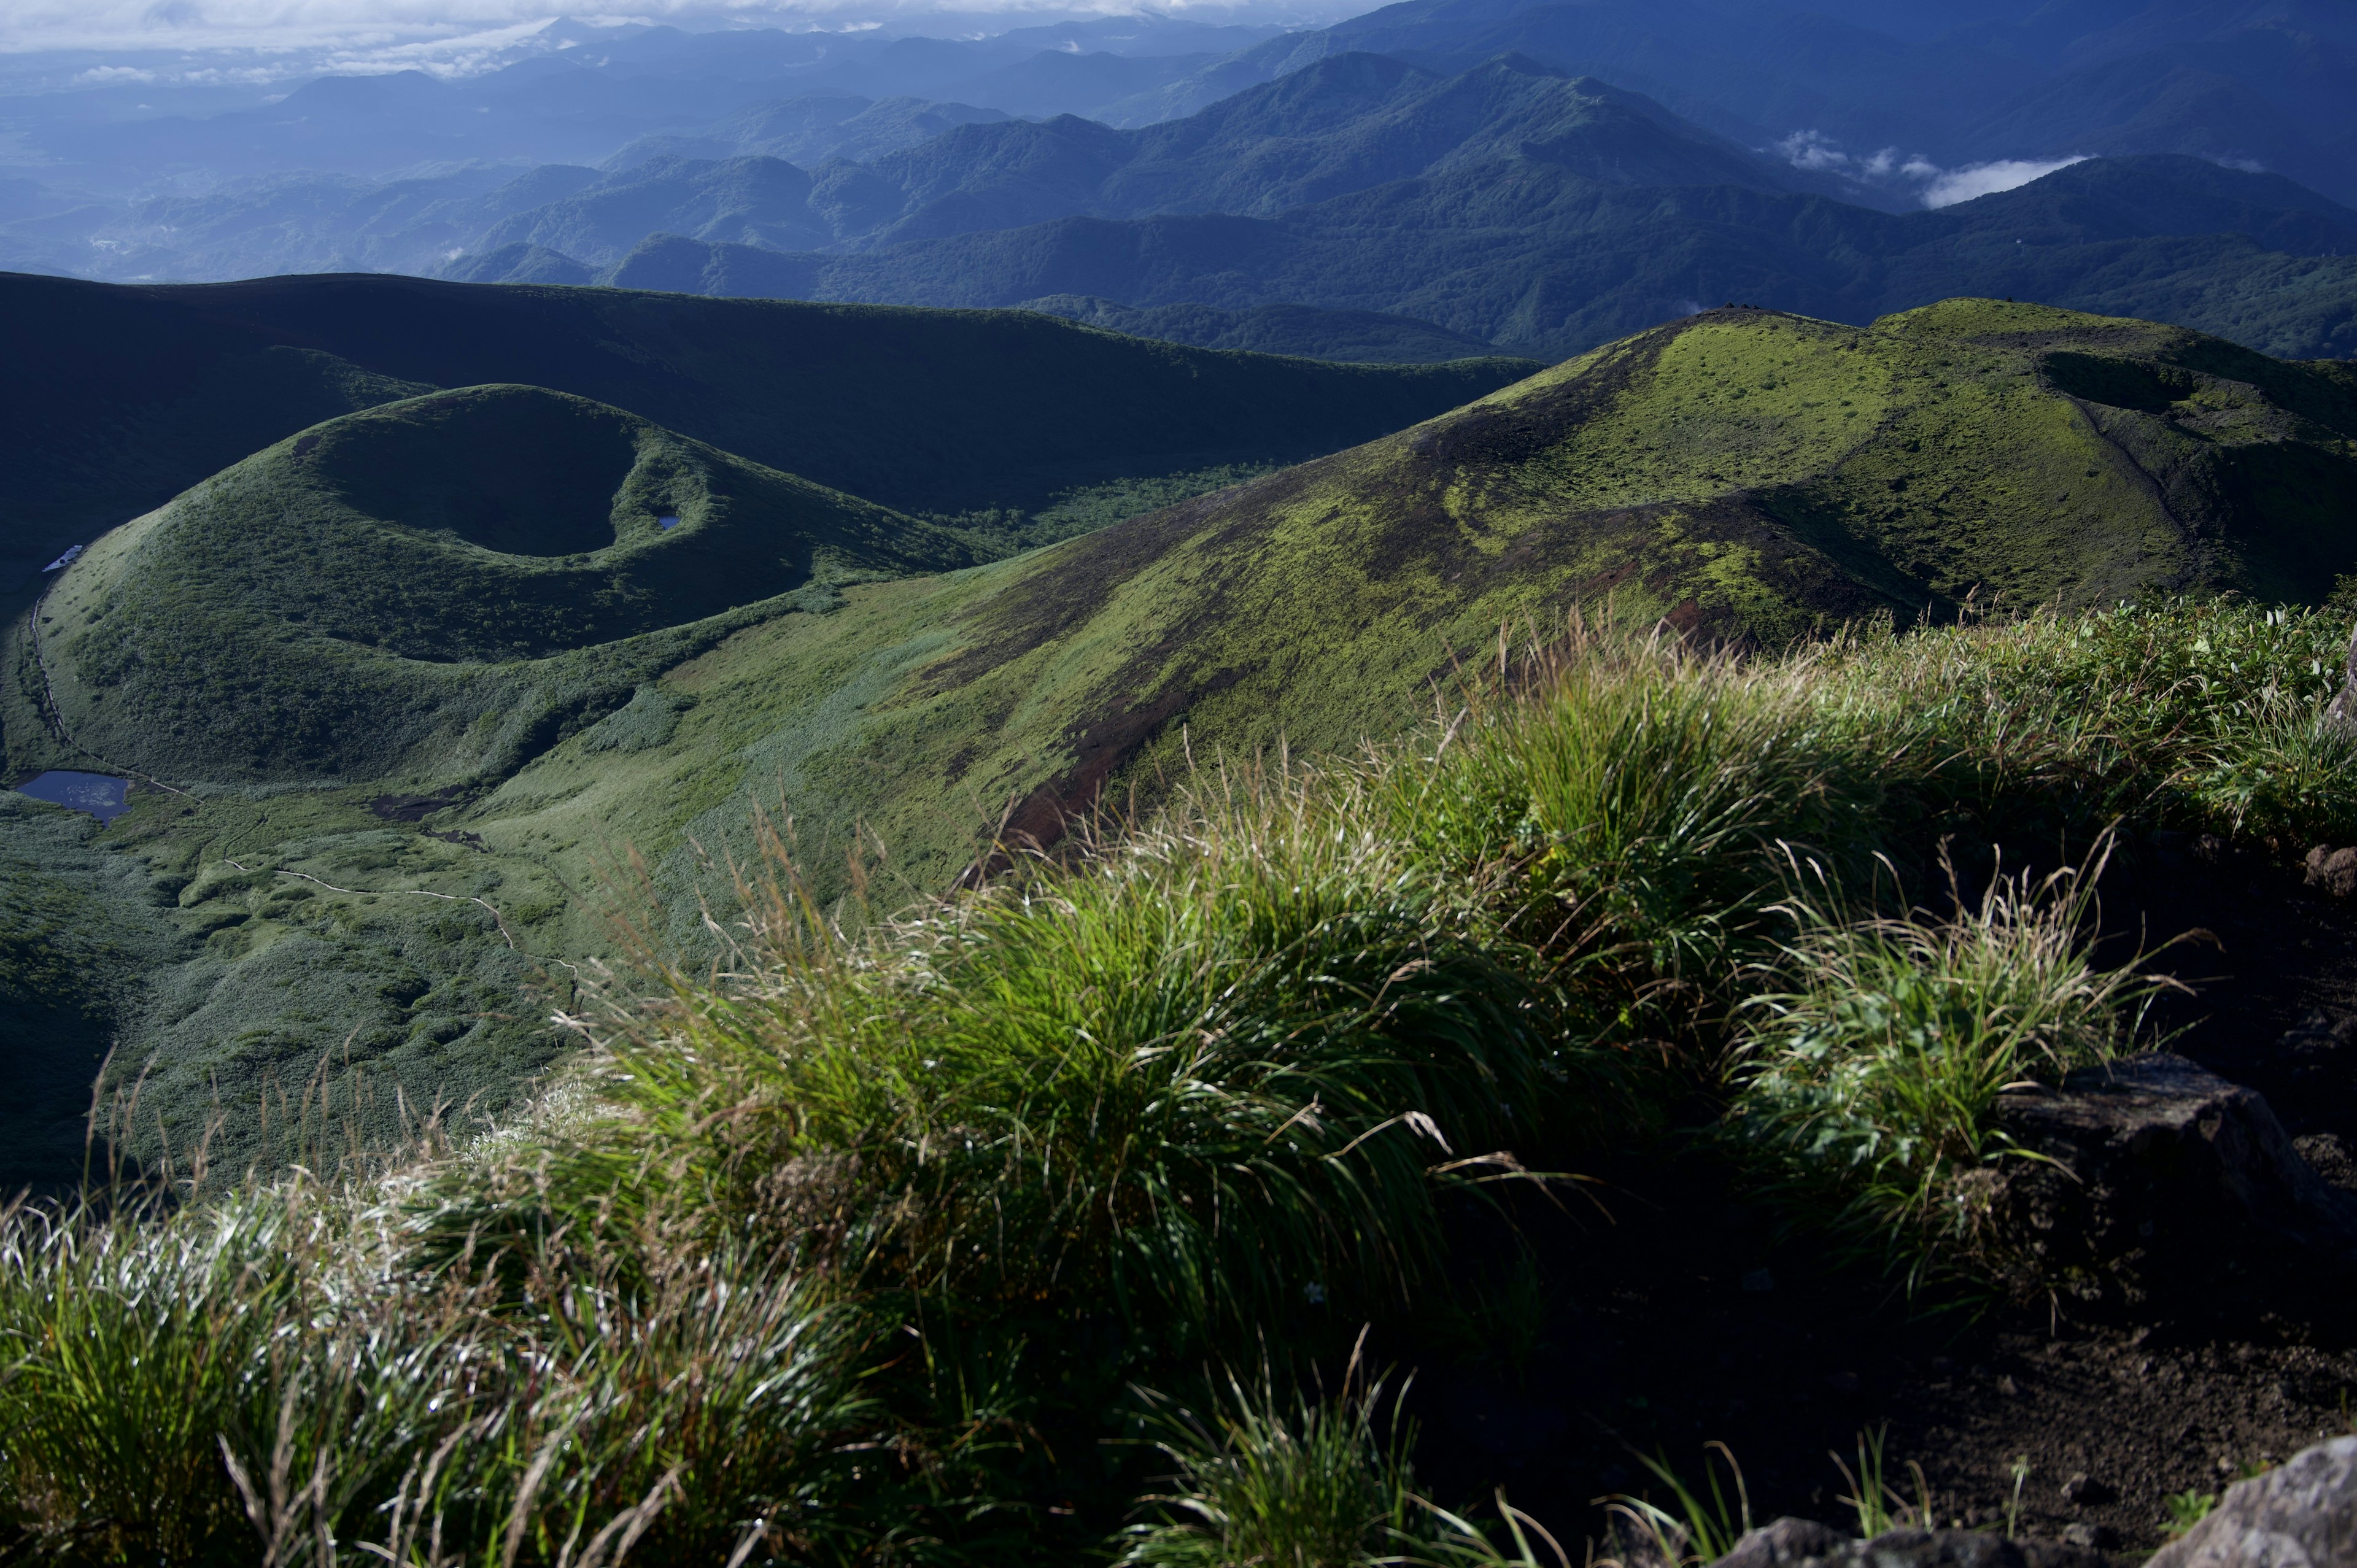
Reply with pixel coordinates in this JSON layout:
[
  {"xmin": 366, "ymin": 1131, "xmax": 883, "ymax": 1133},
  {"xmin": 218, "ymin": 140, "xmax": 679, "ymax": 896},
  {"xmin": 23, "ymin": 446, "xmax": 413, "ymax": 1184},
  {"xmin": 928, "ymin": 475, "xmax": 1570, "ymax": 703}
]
[{"xmin": 6, "ymin": 600, "xmax": 2353, "ymax": 1564}]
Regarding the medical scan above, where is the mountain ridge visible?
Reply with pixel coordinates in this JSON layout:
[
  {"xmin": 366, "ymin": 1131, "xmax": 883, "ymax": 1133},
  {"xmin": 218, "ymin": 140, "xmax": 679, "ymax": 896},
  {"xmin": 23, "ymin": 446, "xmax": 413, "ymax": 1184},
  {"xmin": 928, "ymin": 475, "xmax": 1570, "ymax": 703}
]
[{"xmin": 621, "ymin": 154, "xmax": 2357, "ymax": 361}]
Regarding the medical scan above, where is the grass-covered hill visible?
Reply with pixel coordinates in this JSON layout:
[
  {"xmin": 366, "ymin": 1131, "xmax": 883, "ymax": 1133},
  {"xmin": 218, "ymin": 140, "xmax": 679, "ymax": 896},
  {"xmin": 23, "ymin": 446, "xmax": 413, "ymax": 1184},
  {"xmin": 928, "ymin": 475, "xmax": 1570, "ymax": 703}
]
[
  {"xmin": 463, "ymin": 299, "xmax": 2357, "ymax": 930},
  {"xmin": 17, "ymin": 545, "xmax": 2357, "ymax": 1563},
  {"xmin": 8, "ymin": 297, "xmax": 2350, "ymax": 1195},
  {"xmin": 0, "ymin": 268, "xmax": 1538, "ymax": 611},
  {"xmin": 12, "ymin": 385, "xmax": 989, "ymax": 783}
]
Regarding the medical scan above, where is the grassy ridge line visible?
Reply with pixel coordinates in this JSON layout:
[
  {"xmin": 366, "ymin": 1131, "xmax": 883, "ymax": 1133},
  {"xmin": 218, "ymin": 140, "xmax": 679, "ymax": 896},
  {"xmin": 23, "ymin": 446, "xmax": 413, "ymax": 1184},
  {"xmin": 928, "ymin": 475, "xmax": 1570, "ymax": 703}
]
[
  {"xmin": 460, "ymin": 299, "xmax": 2357, "ymax": 957},
  {"xmin": 6, "ymin": 598, "xmax": 2351, "ymax": 1564}
]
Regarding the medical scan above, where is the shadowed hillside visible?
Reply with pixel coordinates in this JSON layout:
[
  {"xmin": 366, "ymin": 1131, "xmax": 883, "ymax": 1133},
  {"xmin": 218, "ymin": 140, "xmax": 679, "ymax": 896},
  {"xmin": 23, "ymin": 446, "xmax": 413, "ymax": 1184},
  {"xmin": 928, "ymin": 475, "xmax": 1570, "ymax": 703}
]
[{"xmin": 0, "ymin": 269, "xmax": 1538, "ymax": 608}]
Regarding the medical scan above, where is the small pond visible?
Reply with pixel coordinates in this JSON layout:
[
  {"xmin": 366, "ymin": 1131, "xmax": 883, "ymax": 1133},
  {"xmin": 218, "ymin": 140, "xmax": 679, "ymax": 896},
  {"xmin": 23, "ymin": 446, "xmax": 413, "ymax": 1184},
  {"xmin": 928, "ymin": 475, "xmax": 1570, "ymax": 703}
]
[{"xmin": 16, "ymin": 770, "xmax": 131, "ymax": 822}]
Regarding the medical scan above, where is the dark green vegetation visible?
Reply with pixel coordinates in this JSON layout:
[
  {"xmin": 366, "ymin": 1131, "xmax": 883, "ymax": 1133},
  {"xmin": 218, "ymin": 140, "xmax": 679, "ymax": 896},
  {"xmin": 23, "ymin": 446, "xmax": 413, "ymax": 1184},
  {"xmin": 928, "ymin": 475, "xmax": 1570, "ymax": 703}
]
[{"xmin": 8, "ymin": 590, "xmax": 2354, "ymax": 1564}]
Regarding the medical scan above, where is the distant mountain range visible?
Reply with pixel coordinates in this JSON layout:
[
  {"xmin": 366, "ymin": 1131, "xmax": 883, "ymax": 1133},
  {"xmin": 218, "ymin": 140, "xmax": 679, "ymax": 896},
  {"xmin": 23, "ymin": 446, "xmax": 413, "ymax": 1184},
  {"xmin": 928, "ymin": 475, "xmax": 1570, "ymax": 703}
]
[
  {"xmin": 0, "ymin": 0, "xmax": 2348, "ymax": 371},
  {"xmin": 455, "ymin": 136, "xmax": 2357, "ymax": 363},
  {"xmin": 1110, "ymin": 0, "xmax": 2357, "ymax": 207}
]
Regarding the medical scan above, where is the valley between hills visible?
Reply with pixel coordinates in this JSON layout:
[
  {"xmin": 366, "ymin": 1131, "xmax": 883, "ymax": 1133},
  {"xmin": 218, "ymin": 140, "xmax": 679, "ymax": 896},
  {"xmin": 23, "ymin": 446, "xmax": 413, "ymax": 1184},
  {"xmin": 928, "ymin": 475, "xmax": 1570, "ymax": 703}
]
[
  {"xmin": 8, "ymin": 285, "xmax": 2352, "ymax": 1191},
  {"xmin": 7, "ymin": 269, "xmax": 2357, "ymax": 1564}
]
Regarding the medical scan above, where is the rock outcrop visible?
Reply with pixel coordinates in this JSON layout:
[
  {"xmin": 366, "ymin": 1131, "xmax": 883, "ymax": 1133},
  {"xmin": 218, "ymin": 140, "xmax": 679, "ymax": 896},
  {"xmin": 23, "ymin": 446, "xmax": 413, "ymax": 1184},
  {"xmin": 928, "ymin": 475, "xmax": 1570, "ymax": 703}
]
[
  {"xmin": 1711, "ymin": 1521, "xmax": 2107, "ymax": 1568},
  {"xmin": 1980, "ymin": 1054, "xmax": 2357, "ymax": 1305},
  {"xmin": 2146, "ymin": 1436, "xmax": 2357, "ymax": 1568}
]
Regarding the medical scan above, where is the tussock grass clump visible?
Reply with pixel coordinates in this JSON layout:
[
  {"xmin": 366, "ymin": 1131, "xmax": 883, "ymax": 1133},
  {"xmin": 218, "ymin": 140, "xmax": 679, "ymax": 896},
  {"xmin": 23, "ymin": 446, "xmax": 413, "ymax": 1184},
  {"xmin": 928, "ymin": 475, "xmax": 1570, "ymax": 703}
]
[
  {"xmin": 1374, "ymin": 630, "xmax": 1862, "ymax": 1000},
  {"xmin": 553, "ymin": 773, "xmax": 1600, "ymax": 1332},
  {"xmin": 1117, "ymin": 1350, "xmax": 1564, "ymax": 1568},
  {"xmin": 0, "ymin": 1183, "xmax": 877, "ymax": 1566},
  {"xmin": 1729, "ymin": 850, "xmax": 2168, "ymax": 1288},
  {"xmin": 1813, "ymin": 600, "xmax": 2357, "ymax": 846}
]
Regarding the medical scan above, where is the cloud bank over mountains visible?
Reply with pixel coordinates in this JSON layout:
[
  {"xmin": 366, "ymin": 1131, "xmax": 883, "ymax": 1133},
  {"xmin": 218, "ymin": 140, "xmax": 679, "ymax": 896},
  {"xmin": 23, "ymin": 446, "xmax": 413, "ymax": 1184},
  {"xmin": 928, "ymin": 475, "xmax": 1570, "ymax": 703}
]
[
  {"xmin": 1777, "ymin": 129, "xmax": 2088, "ymax": 210},
  {"xmin": 0, "ymin": 0, "xmax": 1324, "ymax": 61}
]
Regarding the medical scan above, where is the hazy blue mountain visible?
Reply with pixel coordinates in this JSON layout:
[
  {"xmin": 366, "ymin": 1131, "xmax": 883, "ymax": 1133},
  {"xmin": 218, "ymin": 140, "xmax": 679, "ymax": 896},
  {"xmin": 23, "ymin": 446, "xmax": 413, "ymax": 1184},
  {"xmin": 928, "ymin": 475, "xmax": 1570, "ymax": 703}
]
[
  {"xmin": 722, "ymin": 154, "xmax": 2357, "ymax": 360},
  {"xmin": 926, "ymin": 50, "xmax": 1226, "ymax": 122},
  {"xmin": 444, "ymin": 242, "xmax": 594, "ymax": 285},
  {"xmin": 473, "ymin": 156, "xmax": 836, "ymax": 268},
  {"xmin": 600, "ymin": 95, "xmax": 1013, "ymax": 174},
  {"xmin": 598, "ymin": 233, "xmax": 816, "ymax": 296},
  {"xmin": 447, "ymin": 55, "xmax": 1811, "ymax": 268},
  {"xmin": 77, "ymin": 164, "xmax": 600, "ymax": 282},
  {"xmin": 4, "ymin": 14, "xmax": 1293, "ymax": 195},
  {"xmin": 1107, "ymin": 0, "xmax": 2357, "ymax": 205}
]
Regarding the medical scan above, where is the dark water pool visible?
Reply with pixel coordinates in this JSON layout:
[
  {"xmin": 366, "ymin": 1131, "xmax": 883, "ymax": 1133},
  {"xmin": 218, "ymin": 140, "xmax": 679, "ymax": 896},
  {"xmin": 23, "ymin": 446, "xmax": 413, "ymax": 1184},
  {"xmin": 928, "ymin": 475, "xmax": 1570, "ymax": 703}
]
[{"xmin": 17, "ymin": 770, "xmax": 130, "ymax": 822}]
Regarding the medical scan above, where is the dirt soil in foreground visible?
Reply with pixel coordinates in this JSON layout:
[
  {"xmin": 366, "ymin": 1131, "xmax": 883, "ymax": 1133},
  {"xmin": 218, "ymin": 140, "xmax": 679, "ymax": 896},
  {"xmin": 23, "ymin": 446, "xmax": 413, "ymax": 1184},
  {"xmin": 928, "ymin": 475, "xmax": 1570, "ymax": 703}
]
[{"xmin": 1393, "ymin": 833, "xmax": 2357, "ymax": 1561}]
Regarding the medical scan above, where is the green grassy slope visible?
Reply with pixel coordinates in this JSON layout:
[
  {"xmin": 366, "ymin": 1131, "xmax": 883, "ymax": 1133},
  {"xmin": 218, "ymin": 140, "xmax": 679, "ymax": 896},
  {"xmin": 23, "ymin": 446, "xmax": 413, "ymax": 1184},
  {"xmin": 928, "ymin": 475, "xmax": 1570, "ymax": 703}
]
[
  {"xmin": 8, "ymin": 385, "xmax": 985, "ymax": 784},
  {"xmin": 0, "ymin": 269, "xmax": 1539, "ymax": 612},
  {"xmin": 14, "ymin": 298, "xmax": 2353, "ymax": 1190},
  {"xmin": 466, "ymin": 299, "xmax": 2357, "ymax": 941}
]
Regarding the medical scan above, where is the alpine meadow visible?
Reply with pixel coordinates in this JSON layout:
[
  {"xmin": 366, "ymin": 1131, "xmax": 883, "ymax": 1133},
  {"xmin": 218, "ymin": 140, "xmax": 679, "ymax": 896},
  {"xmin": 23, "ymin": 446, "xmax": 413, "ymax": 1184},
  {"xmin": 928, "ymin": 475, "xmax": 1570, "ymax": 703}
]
[{"xmin": 6, "ymin": 2, "xmax": 2357, "ymax": 1564}]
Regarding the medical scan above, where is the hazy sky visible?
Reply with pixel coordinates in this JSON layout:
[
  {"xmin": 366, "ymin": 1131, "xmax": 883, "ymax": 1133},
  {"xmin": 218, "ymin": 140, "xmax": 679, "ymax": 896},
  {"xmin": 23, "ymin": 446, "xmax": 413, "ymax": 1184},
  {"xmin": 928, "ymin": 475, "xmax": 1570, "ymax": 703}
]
[{"xmin": 0, "ymin": 0, "xmax": 1310, "ymax": 58}]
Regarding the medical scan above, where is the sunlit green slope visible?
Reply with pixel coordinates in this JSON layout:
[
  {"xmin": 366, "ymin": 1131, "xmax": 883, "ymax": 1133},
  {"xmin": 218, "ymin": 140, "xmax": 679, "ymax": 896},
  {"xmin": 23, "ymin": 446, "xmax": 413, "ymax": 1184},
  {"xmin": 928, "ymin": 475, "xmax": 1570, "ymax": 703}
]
[
  {"xmin": 11, "ymin": 384, "xmax": 982, "ymax": 784},
  {"xmin": 457, "ymin": 299, "xmax": 2357, "ymax": 941},
  {"xmin": 12, "ymin": 298, "xmax": 2354, "ymax": 1189}
]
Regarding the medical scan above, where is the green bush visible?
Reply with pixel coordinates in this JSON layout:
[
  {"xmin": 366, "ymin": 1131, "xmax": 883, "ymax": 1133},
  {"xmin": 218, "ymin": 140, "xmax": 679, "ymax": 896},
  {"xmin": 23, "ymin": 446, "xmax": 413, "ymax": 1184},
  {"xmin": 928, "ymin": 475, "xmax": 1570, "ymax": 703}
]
[{"xmin": 554, "ymin": 776, "xmax": 1600, "ymax": 1335}]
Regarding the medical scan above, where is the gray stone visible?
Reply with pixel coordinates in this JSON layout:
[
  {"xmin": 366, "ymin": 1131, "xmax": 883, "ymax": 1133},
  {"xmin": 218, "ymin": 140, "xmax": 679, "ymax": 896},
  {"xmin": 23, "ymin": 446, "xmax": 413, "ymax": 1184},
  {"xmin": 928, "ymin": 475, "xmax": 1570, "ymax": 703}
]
[
  {"xmin": 2324, "ymin": 625, "xmax": 2357, "ymax": 742},
  {"xmin": 2306, "ymin": 847, "xmax": 2357, "ymax": 899},
  {"xmin": 2146, "ymin": 1435, "xmax": 2357, "ymax": 1568},
  {"xmin": 1708, "ymin": 1522, "xmax": 2108, "ymax": 1568},
  {"xmin": 1714, "ymin": 1517, "xmax": 1850, "ymax": 1568},
  {"xmin": 1980, "ymin": 1054, "xmax": 2357, "ymax": 1303}
]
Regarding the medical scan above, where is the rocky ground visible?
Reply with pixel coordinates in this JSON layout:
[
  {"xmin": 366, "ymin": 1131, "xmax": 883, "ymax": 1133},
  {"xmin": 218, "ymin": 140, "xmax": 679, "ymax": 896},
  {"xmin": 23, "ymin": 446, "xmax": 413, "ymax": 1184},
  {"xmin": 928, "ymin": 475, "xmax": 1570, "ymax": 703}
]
[{"xmin": 1396, "ymin": 832, "xmax": 2357, "ymax": 1559}]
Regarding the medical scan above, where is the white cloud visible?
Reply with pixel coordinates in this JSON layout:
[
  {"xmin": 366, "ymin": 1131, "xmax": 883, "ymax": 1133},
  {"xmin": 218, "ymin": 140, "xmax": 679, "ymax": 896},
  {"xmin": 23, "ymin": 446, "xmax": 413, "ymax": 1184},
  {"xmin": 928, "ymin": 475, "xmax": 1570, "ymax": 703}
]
[
  {"xmin": 1773, "ymin": 129, "xmax": 2087, "ymax": 209},
  {"xmin": 0, "ymin": 0, "xmax": 1294, "ymax": 60},
  {"xmin": 1918, "ymin": 156, "xmax": 2087, "ymax": 208}
]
